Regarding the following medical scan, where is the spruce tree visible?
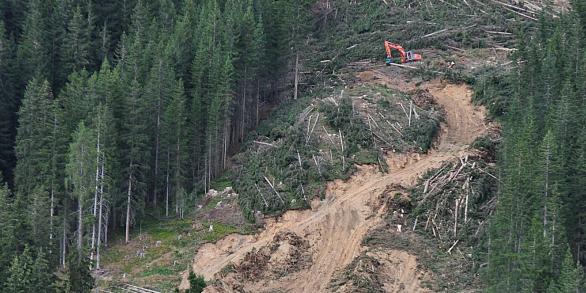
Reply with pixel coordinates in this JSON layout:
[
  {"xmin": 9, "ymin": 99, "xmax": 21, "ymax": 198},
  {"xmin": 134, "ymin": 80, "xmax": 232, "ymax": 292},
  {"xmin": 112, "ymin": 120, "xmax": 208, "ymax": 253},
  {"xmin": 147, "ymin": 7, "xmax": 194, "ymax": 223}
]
[
  {"xmin": 6, "ymin": 246, "xmax": 35, "ymax": 292},
  {"xmin": 14, "ymin": 79, "xmax": 55, "ymax": 196},
  {"xmin": 144, "ymin": 44, "xmax": 175, "ymax": 208},
  {"xmin": 58, "ymin": 69, "xmax": 91, "ymax": 137},
  {"xmin": 66, "ymin": 122, "xmax": 96, "ymax": 255},
  {"xmin": 170, "ymin": 0, "xmax": 198, "ymax": 89},
  {"xmin": 16, "ymin": 0, "xmax": 50, "ymax": 84},
  {"xmin": 548, "ymin": 248, "xmax": 583, "ymax": 293},
  {"xmin": 63, "ymin": 5, "xmax": 90, "ymax": 75},
  {"xmin": 49, "ymin": 0, "xmax": 74, "ymax": 90},
  {"xmin": 187, "ymin": 270, "xmax": 206, "ymax": 293},
  {"xmin": 162, "ymin": 80, "xmax": 188, "ymax": 217},
  {"xmin": 31, "ymin": 249, "xmax": 54, "ymax": 292},
  {"xmin": 122, "ymin": 78, "xmax": 150, "ymax": 243},
  {"xmin": 29, "ymin": 186, "xmax": 52, "ymax": 250},
  {"xmin": 0, "ymin": 180, "xmax": 16, "ymax": 285},
  {"xmin": 66, "ymin": 249, "xmax": 94, "ymax": 292},
  {"xmin": 0, "ymin": 20, "xmax": 17, "ymax": 182}
]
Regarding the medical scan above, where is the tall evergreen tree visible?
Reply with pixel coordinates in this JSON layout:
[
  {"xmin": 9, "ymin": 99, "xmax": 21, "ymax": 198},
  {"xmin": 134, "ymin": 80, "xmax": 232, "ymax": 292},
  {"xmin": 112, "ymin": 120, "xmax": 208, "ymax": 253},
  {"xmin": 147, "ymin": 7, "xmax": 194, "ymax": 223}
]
[
  {"xmin": 29, "ymin": 186, "xmax": 52, "ymax": 250},
  {"xmin": 66, "ymin": 249, "xmax": 94, "ymax": 293},
  {"xmin": 14, "ymin": 79, "xmax": 55, "ymax": 196},
  {"xmin": 6, "ymin": 246, "xmax": 35, "ymax": 292},
  {"xmin": 122, "ymin": 78, "xmax": 150, "ymax": 243},
  {"xmin": 63, "ymin": 5, "xmax": 90, "ymax": 76},
  {"xmin": 162, "ymin": 80, "xmax": 188, "ymax": 217},
  {"xmin": 0, "ymin": 21, "xmax": 17, "ymax": 184},
  {"xmin": 66, "ymin": 122, "xmax": 96, "ymax": 255},
  {"xmin": 548, "ymin": 248, "xmax": 584, "ymax": 293},
  {"xmin": 16, "ymin": 0, "xmax": 50, "ymax": 85},
  {"xmin": 144, "ymin": 43, "xmax": 175, "ymax": 208},
  {"xmin": 0, "ymin": 179, "xmax": 16, "ymax": 285}
]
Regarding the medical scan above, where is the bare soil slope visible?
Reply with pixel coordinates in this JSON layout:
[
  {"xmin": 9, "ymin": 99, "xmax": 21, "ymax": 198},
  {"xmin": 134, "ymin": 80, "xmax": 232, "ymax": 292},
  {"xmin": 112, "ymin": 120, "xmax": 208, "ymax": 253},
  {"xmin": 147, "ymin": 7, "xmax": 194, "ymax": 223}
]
[{"xmin": 183, "ymin": 66, "xmax": 488, "ymax": 292}]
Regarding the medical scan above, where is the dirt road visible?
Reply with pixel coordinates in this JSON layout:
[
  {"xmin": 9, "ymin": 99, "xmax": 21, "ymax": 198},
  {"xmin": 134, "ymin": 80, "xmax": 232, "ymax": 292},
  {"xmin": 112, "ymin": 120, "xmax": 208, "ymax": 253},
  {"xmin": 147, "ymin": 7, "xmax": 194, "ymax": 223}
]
[{"xmin": 184, "ymin": 67, "xmax": 488, "ymax": 292}]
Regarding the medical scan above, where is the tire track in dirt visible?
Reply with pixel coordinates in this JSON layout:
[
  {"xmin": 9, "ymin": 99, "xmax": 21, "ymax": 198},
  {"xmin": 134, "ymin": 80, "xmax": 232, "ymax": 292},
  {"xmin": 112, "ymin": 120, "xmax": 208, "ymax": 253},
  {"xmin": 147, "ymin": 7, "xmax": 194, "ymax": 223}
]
[{"xmin": 183, "ymin": 67, "xmax": 488, "ymax": 292}]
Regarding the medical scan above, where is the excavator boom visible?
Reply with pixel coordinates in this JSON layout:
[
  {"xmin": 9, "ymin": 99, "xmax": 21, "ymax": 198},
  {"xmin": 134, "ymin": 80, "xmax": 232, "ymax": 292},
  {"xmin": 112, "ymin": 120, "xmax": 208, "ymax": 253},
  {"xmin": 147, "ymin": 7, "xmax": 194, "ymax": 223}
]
[{"xmin": 384, "ymin": 41, "xmax": 422, "ymax": 64}]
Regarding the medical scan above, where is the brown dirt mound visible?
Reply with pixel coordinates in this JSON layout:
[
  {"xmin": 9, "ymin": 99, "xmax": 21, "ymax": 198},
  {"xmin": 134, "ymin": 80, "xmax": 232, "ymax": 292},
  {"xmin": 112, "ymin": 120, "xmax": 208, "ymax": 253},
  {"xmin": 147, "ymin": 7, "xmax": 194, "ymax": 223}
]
[
  {"xmin": 236, "ymin": 231, "xmax": 311, "ymax": 281},
  {"xmin": 410, "ymin": 89, "xmax": 437, "ymax": 110},
  {"xmin": 329, "ymin": 249, "xmax": 431, "ymax": 293}
]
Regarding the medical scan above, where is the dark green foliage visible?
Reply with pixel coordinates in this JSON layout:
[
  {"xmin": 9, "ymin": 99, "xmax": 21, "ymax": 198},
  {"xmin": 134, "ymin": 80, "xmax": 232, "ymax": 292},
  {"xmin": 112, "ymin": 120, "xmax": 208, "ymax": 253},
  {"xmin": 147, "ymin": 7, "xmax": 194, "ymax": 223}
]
[
  {"xmin": 548, "ymin": 248, "xmax": 584, "ymax": 293},
  {"xmin": 187, "ymin": 270, "xmax": 206, "ymax": 293},
  {"xmin": 3, "ymin": 0, "xmax": 585, "ymax": 290},
  {"xmin": 6, "ymin": 246, "xmax": 36, "ymax": 292},
  {"xmin": 472, "ymin": 68, "xmax": 514, "ymax": 118},
  {"xmin": 483, "ymin": 10, "xmax": 586, "ymax": 292},
  {"xmin": 0, "ymin": 20, "xmax": 17, "ymax": 183},
  {"xmin": 403, "ymin": 116, "xmax": 440, "ymax": 153},
  {"xmin": 14, "ymin": 78, "xmax": 55, "ymax": 196},
  {"xmin": 16, "ymin": 0, "xmax": 50, "ymax": 84},
  {"xmin": 321, "ymin": 97, "xmax": 373, "ymax": 155},
  {"xmin": 66, "ymin": 250, "xmax": 94, "ymax": 293},
  {"xmin": 0, "ymin": 181, "xmax": 17, "ymax": 285},
  {"xmin": 63, "ymin": 5, "xmax": 90, "ymax": 75},
  {"xmin": 6, "ymin": 246, "xmax": 54, "ymax": 293},
  {"xmin": 0, "ymin": 0, "xmax": 311, "ymax": 290}
]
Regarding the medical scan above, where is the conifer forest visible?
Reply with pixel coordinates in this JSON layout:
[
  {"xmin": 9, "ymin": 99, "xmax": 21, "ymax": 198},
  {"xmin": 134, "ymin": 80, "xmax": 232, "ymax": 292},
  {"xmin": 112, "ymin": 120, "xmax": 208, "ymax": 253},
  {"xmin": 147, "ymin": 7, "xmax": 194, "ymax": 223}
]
[{"xmin": 0, "ymin": 0, "xmax": 585, "ymax": 292}]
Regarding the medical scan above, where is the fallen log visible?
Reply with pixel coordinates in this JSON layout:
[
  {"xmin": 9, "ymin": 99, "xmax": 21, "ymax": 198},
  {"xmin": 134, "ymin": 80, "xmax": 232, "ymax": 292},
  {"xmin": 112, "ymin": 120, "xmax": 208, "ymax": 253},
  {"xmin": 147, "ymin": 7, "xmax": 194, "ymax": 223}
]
[
  {"xmin": 447, "ymin": 239, "xmax": 460, "ymax": 254},
  {"xmin": 253, "ymin": 140, "xmax": 275, "ymax": 147},
  {"xmin": 264, "ymin": 176, "xmax": 285, "ymax": 204}
]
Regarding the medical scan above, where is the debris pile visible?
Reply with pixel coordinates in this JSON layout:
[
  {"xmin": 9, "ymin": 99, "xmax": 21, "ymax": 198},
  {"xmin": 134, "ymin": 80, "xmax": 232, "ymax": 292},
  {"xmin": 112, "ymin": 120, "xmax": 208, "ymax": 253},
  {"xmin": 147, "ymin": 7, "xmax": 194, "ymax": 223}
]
[
  {"xmin": 196, "ymin": 187, "xmax": 255, "ymax": 228},
  {"xmin": 410, "ymin": 89, "xmax": 438, "ymax": 110},
  {"xmin": 329, "ymin": 255, "xmax": 385, "ymax": 293},
  {"xmin": 411, "ymin": 154, "xmax": 498, "ymax": 248},
  {"xmin": 235, "ymin": 231, "xmax": 311, "ymax": 281}
]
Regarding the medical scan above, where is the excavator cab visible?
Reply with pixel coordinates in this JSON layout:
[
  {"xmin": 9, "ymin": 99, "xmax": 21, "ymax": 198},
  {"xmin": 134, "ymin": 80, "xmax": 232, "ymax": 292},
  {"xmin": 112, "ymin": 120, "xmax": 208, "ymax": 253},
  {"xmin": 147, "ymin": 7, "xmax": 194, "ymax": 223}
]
[{"xmin": 406, "ymin": 51, "xmax": 414, "ymax": 61}]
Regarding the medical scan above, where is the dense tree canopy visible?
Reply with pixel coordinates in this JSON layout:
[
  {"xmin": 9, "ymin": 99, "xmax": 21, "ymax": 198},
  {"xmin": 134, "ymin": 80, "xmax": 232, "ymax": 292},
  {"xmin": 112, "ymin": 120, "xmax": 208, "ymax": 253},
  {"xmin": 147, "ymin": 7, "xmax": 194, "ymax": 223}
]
[
  {"xmin": 0, "ymin": 0, "xmax": 310, "ymax": 289},
  {"xmin": 483, "ymin": 9, "xmax": 586, "ymax": 292},
  {"xmin": 1, "ymin": 0, "xmax": 585, "ymax": 291}
]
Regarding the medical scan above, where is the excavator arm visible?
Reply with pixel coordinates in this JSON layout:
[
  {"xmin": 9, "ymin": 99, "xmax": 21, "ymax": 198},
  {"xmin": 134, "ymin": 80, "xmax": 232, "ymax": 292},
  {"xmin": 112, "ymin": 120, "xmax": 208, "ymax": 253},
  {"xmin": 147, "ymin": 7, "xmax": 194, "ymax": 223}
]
[{"xmin": 384, "ymin": 41, "xmax": 422, "ymax": 64}]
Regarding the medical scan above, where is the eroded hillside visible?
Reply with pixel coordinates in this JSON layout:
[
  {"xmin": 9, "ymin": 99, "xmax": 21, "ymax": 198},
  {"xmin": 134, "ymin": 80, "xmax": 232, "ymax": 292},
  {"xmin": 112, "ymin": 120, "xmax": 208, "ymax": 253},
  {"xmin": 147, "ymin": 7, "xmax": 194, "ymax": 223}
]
[{"xmin": 180, "ymin": 65, "xmax": 491, "ymax": 292}]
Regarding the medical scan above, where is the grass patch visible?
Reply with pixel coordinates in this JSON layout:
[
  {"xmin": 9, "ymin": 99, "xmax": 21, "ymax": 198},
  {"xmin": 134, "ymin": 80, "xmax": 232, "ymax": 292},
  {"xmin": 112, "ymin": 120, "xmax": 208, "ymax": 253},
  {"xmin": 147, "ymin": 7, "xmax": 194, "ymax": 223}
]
[
  {"xmin": 142, "ymin": 266, "xmax": 175, "ymax": 277},
  {"xmin": 210, "ymin": 173, "xmax": 233, "ymax": 191},
  {"xmin": 100, "ymin": 210, "xmax": 249, "ymax": 292},
  {"xmin": 202, "ymin": 222, "xmax": 239, "ymax": 242}
]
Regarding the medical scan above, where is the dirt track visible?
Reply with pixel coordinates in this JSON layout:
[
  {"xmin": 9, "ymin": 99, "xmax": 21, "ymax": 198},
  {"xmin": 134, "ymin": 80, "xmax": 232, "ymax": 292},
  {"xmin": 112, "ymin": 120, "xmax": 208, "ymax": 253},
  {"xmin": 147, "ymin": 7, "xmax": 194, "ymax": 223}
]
[{"xmin": 183, "ymin": 67, "xmax": 488, "ymax": 292}]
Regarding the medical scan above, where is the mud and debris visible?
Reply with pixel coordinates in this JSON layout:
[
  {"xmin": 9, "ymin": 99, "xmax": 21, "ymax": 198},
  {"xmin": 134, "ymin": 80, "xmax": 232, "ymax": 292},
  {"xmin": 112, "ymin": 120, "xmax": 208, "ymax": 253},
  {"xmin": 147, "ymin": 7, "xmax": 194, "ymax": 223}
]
[
  {"xmin": 235, "ymin": 231, "xmax": 311, "ymax": 281},
  {"xmin": 181, "ymin": 64, "xmax": 489, "ymax": 292}
]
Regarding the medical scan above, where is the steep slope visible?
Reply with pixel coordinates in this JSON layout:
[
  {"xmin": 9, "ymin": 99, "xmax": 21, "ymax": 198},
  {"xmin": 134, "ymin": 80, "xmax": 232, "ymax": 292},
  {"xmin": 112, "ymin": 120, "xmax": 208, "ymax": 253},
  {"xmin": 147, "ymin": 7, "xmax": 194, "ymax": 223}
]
[{"xmin": 182, "ymin": 66, "xmax": 489, "ymax": 292}]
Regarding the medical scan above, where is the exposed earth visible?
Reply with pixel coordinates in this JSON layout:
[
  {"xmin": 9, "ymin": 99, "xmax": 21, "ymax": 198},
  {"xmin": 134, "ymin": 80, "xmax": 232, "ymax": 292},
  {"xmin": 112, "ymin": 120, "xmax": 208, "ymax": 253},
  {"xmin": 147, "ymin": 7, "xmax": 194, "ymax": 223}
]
[{"xmin": 180, "ymin": 65, "xmax": 489, "ymax": 292}]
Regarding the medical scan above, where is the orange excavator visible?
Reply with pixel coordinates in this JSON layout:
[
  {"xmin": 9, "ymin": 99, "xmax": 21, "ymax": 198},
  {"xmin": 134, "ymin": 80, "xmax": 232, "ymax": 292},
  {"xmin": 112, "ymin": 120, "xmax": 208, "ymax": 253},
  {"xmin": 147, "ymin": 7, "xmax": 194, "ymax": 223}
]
[{"xmin": 384, "ymin": 41, "xmax": 422, "ymax": 65}]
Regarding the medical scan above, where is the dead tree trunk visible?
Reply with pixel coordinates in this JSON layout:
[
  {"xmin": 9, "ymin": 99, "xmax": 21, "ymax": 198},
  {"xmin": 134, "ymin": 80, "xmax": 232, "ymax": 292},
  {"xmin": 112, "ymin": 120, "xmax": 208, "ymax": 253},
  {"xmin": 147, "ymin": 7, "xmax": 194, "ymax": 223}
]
[
  {"xmin": 77, "ymin": 145, "xmax": 85, "ymax": 257},
  {"xmin": 154, "ymin": 62, "xmax": 163, "ymax": 209},
  {"xmin": 77, "ymin": 194, "xmax": 83, "ymax": 255},
  {"xmin": 91, "ymin": 122, "xmax": 101, "ymax": 259},
  {"xmin": 125, "ymin": 169, "xmax": 133, "ymax": 244},
  {"xmin": 256, "ymin": 80, "xmax": 260, "ymax": 127},
  {"xmin": 61, "ymin": 205, "xmax": 67, "ymax": 268},
  {"xmin": 50, "ymin": 112, "xmax": 58, "ymax": 242},
  {"xmin": 166, "ymin": 150, "xmax": 170, "ymax": 217},
  {"xmin": 96, "ymin": 159, "xmax": 105, "ymax": 269},
  {"xmin": 241, "ymin": 67, "xmax": 248, "ymax": 141},
  {"xmin": 294, "ymin": 53, "xmax": 299, "ymax": 100}
]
